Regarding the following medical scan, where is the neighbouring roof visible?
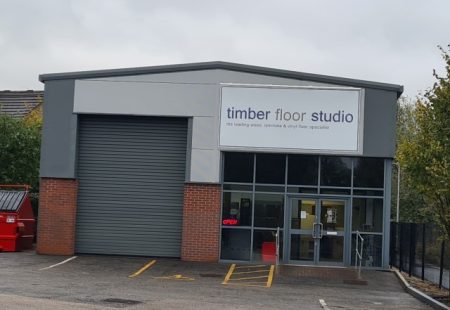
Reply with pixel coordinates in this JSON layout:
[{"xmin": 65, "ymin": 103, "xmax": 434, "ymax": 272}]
[
  {"xmin": 0, "ymin": 90, "xmax": 43, "ymax": 118},
  {"xmin": 39, "ymin": 61, "xmax": 403, "ymax": 97}
]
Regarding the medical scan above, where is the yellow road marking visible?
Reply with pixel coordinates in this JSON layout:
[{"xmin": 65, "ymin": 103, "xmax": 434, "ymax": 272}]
[
  {"xmin": 225, "ymin": 282, "xmax": 268, "ymax": 288},
  {"xmin": 222, "ymin": 264, "xmax": 236, "ymax": 284},
  {"xmin": 153, "ymin": 274, "xmax": 195, "ymax": 281},
  {"xmin": 234, "ymin": 264, "xmax": 266, "ymax": 269},
  {"xmin": 266, "ymin": 265, "xmax": 275, "ymax": 288},
  {"xmin": 233, "ymin": 269, "xmax": 270, "ymax": 275},
  {"xmin": 229, "ymin": 275, "xmax": 269, "ymax": 281},
  {"xmin": 128, "ymin": 259, "xmax": 156, "ymax": 278},
  {"xmin": 222, "ymin": 264, "xmax": 275, "ymax": 288}
]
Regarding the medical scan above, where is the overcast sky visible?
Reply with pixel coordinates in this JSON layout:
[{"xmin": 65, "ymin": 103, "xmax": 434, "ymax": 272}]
[{"xmin": 1, "ymin": 0, "xmax": 449, "ymax": 97}]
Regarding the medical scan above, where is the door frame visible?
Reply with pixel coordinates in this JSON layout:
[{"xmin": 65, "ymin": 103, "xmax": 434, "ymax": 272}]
[{"xmin": 283, "ymin": 195, "xmax": 352, "ymax": 266}]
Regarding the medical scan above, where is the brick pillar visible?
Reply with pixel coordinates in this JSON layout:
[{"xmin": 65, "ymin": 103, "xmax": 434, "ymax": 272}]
[
  {"xmin": 37, "ymin": 178, "xmax": 78, "ymax": 255},
  {"xmin": 181, "ymin": 183, "xmax": 221, "ymax": 262}
]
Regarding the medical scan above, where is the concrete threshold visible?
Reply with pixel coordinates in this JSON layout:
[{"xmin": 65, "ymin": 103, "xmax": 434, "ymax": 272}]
[{"xmin": 278, "ymin": 265, "xmax": 368, "ymax": 285}]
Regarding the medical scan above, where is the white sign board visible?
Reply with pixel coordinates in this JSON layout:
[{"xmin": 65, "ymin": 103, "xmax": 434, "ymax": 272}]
[
  {"xmin": 219, "ymin": 86, "xmax": 363, "ymax": 154},
  {"xmin": 300, "ymin": 211, "xmax": 307, "ymax": 219}
]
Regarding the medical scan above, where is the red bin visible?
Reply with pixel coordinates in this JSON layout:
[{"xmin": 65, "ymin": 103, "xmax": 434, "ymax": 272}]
[
  {"xmin": 0, "ymin": 185, "xmax": 36, "ymax": 252},
  {"xmin": 261, "ymin": 241, "xmax": 276, "ymax": 263}
]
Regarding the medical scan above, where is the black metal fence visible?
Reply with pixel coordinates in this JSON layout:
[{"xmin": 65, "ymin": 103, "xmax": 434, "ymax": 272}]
[{"xmin": 390, "ymin": 222, "xmax": 449, "ymax": 289}]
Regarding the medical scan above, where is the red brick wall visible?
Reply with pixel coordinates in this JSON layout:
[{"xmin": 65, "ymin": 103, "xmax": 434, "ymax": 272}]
[
  {"xmin": 37, "ymin": 178, "xmax": 78, "ymax": 255},
  {"xmin": 181, "ymin": 183, "xmax": 221, "ymax": 262}
]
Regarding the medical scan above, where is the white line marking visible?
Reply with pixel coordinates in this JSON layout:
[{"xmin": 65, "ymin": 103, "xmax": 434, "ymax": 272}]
[
  {"xmin": 319, "ymin": 299, "xmax": 331, "ymax": 310},
  {"xmin": 39, "ymin": 256, "xmax": 77, "ymax": 270}
]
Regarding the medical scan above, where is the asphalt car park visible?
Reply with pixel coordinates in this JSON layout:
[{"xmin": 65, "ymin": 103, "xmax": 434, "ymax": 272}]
[{"xmin": 0, "ymin": 251, "xmax": 430, "ymax": 310}]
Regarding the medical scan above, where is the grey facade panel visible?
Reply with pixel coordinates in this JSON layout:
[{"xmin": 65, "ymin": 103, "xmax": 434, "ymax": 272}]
[
  {"xmin": 40, "ymin": 66, "xmax": 400, "ymax": 181},
  {"xmin": 362, "ymin": 89, "xmax": 398, "ymax": 158},
  {"xmin": 39, "ymin": 61, "xmax": 403, "ymax": 95},
  {"xmin": 75, "ymin": 115, "xmax": 187, "ymax": 257},
  {"xmin": 74, "ymin": 80, "xmax": 219, "ymax": 117},
  {"xmin": 39, "ymin": 80, "xmax": 77, "ymax": 178},
  {"xmin": 91, "ymin": 69, "xmax": 335, "ymax": 87}
]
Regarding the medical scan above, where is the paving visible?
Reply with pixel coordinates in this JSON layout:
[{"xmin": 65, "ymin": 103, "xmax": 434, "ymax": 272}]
[{"xmin": 0, "ymin": 251, "xmax": 430, "ymax": 309}]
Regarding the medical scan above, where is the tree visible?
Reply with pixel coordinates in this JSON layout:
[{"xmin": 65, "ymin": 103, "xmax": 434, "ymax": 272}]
[
  {"xmin": 397, "ymin": 45, "xmax": 450, "ymax": 239},
  {"xmin": 393, "ymin": 97, "xmax": 425, "ymax": 222},
  {"xmin": 0, "ymin": 113, "xmax": 41, "ymax": 192}
]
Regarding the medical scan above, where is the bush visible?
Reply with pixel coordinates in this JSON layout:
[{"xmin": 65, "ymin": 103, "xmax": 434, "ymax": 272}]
[{"xmin": 0, "ymin": 114, "xmax": 41, "ymax": 193}]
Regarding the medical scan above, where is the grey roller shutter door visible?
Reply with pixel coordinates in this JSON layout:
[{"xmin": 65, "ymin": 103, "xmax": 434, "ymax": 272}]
[{"xmin": 76, "ymin": 115, "xmax": 187, "ymax": 257}]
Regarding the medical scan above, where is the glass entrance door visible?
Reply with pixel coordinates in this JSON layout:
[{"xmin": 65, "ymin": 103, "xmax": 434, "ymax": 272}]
[
  {"xmin": 289, "ymin": 199, "xmax": 316, "ymax": 262},
  {"xmin": 288, "ymin": 198, "xmax": 347, "ymax": 265}
]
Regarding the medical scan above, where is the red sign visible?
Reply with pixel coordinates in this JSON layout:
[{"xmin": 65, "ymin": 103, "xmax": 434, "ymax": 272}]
[{"xmin": 222, "ymin": 219, "xmax": 239, "ymax": 225}]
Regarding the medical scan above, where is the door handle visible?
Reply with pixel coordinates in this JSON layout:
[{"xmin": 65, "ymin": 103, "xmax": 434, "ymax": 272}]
[
  {"xmin": 312, "ymin": 223, "xmax": 316, "ymax": 238},
  {"xmin": 312, "ymin": 222, "xmax": 322, "ymax": 239}
]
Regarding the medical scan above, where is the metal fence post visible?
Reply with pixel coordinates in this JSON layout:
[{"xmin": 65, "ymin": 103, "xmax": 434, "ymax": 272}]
[
  {"xmin": 409, "ymin": 223, "xmax": 415, "ymax": 277},
  {"xmin": 399, "ymin": 223, "xmax": 403, "ymax": 272},
  {"xmin": 421, "ymin": 223, "xmax": 425, "ymax": 281},
  {"xmin": 390, "ymin": 222, "xmax": 395, "ymax": 267},
  {"xmin": 439, "ymin": 240, "xmax": 445, "ymax": 289}
]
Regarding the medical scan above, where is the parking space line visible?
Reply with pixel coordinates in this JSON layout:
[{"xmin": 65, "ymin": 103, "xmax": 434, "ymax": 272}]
[
  {"xmin": 128, "ymin": 259, "xmax": 156, "ymax": 278},
  {"xmin": 153, "ymin": 274, "xmax": 195, "ymax": 281},
  {"xmin": 222, "ymin": 264, "xmax": 236, "ymax": 284},
  {"xmin": 39, "ymin": 256, "xmax": 77, "ymax": 271},
  {"xmin": 234, "ymin": 264, "xmax": 266, "ymax": 269},
  {"xmin": 266, "ymin": 265, "xmax": 275, "ymax": 288},
  {"xmin": 225, "ymin": 282, "xmax": 268, "ymax": 288},
  {"xmin": 233, "ymin": 269, "xmax": 270, "ymax": 275},
  {"xmin": 222, "ymin": 264, "xmax": 275, "ymax": 288},
  {"xmin": 229, "ymin": 275, "xmax": 270, "ymax": 281}
]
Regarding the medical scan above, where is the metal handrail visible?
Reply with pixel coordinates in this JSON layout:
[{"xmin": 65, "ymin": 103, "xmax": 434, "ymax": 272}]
[
  {"xmin": 355, "ymin": 231, "xmax": 364, "ymax": 279},
  {"xmin": 275, "ymin": 227, "xmax": 280, "ymax": 269}
]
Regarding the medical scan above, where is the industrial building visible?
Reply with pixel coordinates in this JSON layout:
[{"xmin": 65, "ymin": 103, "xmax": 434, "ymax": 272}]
[{"xmin": 37, "ymin": 62, "xmax": 402, "ymax": 268}]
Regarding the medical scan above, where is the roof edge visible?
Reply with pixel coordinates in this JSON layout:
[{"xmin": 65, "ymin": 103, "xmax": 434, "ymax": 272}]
[{"xmin": 39, "ymin": 61, "xmax": 403, "ymax": 96}]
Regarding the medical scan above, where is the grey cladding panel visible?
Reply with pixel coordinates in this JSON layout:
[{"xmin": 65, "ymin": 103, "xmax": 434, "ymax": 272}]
[
  {"xmin": 96, "ymin": 69, "xmax": 334, "ymax": 87},
  {"xmin": 363, "ymin": 89, "xmax": 397, "ymax": 157},
  {"xmin": 40, "ymin": 80, "xmax": 77, "ymax": 178},
  {"xmin": 76, "ymin": 115, "xmax": 188, "ymax": 257}
]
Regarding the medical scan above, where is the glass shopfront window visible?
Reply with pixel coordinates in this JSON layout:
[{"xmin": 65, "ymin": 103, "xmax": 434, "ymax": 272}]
[
  {"xmin": 352, "ymin": 198, "xmax": 383, "ymax": 233},
  {"xmin": 287, "ymin": 187, "xmax": 318, "ymax": 194},
  {"xmin": 221, "ymin": 152, "xmax": 387, "ymax": 265},
  {"xmin": 255, "ymin": 185, "xmax": 284, "ymax": 193},
  {"xmin": 353, "ymin": 189, "xmax": 383, "ymax": 196},
  {"xmin": 288, "ymin": 155, "xmax": 319, "ymax": 186},
  {"xmin": 221, "ymin": 229, "xmax": 251, "ymax": 261},
  {"xmin": 253, "ymin": 230, "xmax": 283, "ymax": 262},
  {"xmin": 320, "ymin": 156, "xmax": 352, "ymax": 187},
  {"xmin": 320, "ymin": 188, "xmax": 351, "ymax": 195},
  {"xmin": 222, "ymin": 192, "xmax": 252, "ymax": 227},
  {"xmin": 254, "ymin": 194, "xmax": 284, "ymax": 228},
  {"xmin": 353, "ymin": 158, "xmax": 384, "ymax": 188},
  {"xmin": 351, "ymin": 234, "xmax": 382, "ymax": 267},
  {"xmin": 255, "ymin": 154, "xmax": 285, "ymax": 184},
  {"xmin": 224, "ymin": 152, "xmax": 254, "ymax": 183},
  {"xmin": 290, "ymin": 234, "xmax": 314, "ymax": 261}
]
